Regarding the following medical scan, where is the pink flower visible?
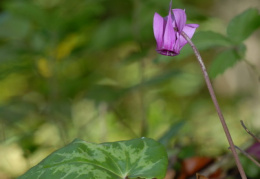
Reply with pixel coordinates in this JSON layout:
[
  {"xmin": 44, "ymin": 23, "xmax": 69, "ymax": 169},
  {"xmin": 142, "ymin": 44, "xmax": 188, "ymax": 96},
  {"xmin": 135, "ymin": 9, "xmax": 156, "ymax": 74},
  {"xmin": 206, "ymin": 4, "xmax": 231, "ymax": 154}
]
[{"xmin": 153, "ymin": 0, "xmax": 199, "ymax": 56}]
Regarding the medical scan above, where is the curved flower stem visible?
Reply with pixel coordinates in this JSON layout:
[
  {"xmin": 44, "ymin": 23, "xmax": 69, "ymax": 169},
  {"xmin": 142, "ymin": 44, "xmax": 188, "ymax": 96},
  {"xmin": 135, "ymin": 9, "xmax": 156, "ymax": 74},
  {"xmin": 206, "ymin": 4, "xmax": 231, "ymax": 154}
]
[{"xmin": 181, "ymin": 31, "xmax": 247, "ymax": 179}]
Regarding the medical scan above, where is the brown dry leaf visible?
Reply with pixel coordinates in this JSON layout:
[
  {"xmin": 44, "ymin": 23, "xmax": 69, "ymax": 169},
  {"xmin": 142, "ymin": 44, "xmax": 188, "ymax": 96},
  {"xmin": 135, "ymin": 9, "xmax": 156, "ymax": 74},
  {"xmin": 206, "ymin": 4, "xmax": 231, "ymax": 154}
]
[
  {"xmin": 178, "ymin": 157, "xmax": 213, "ymax": 179},
  {"xmin": 196, "ymin": 173, "xmax": 208, "ymax": 179},
  {"xmin": 182, "ymin": 157, "xmax": 212, "ymax": 175},
  {"xmin": 164, "ymin": 169, "xmax": 176, "ymax": 179}
]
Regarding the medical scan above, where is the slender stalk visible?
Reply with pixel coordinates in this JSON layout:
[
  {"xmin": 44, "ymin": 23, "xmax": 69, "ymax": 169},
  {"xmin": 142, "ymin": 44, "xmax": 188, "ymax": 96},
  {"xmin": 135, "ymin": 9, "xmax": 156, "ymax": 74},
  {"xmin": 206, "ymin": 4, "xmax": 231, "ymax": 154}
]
[
  {"xmin": 240, "ymin": 120, "xmax": 260, "ymax": 142},
  {"xmin": 181, "ymin": 31, "xmax": 247, "ymax": 179},
  {"xmin": 243, "ymin": 59, "xmax": 260, "ymax": 81},
  {"xmin": 230, "ymin": 145, "xmax": 260, "ymax": 168}
]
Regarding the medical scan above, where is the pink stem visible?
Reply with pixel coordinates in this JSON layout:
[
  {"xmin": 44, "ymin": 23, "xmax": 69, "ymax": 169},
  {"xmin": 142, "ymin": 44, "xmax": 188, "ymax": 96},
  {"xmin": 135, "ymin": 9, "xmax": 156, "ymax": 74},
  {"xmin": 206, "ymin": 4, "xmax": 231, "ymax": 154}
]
[{"xmin": 181, "ymin": 31, "xmax": 247, "ymax": 179}]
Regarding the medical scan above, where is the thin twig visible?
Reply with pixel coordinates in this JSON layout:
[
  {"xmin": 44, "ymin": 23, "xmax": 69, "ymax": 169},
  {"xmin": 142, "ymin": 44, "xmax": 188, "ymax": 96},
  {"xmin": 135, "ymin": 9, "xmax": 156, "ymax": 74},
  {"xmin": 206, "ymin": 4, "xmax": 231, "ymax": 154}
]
[
  {"xmin": 240, "ymin": 120, "xmax": 260, "ymax": 143},
  {"xmin": 229, "ymin": 145, "xmax": 260, "ymax": 168},
  {"xmin": 200, "ymin": 152, "xmax": 231, "ymax": 177},
  {"xmin": 243, "ymin": 59, "xmax": 260, "ymax": 82},
  {"xmin": 181, "ymin": 31, "xmax": 247, "ymax": 179}
]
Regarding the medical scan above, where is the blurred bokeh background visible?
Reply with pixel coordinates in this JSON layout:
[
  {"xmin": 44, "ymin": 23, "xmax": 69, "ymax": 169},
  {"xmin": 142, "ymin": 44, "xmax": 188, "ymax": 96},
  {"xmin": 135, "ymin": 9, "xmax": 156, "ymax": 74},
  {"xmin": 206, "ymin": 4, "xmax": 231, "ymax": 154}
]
[{"xmin": 0, "ymin": 0, "xmax": 259, "ymax": 178}]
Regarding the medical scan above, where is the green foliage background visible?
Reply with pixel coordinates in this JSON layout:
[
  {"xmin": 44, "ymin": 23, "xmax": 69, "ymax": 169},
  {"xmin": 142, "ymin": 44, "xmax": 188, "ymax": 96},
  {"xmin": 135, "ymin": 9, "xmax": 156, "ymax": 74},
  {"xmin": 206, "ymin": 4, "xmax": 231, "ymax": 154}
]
[{"xmin": 0, "ymin": 0, "xmax": 259, "ymax": 178}]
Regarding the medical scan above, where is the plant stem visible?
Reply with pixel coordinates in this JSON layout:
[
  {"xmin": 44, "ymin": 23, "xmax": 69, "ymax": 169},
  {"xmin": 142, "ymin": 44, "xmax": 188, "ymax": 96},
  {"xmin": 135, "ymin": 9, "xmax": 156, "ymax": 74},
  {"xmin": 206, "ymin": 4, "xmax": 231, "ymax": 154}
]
[
  {"xmin": 181, "ymin": 31, "xmax": 247, "ymax": 179},
  {"xmin": 240, "ymin": 120, "xmax": 260, "ymax": 142},
  {"xmin": 231, "ymin": 145, "xmax": 260, "ymax": 168}
]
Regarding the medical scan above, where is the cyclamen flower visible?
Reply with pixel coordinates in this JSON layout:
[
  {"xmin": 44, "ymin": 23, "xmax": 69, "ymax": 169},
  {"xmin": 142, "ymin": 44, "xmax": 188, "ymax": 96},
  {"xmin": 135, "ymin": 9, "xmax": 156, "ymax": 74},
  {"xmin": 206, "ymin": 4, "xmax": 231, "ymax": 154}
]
[{"xmin": 153, "ymin": 0, "xmax": 199, "ymax": 56}]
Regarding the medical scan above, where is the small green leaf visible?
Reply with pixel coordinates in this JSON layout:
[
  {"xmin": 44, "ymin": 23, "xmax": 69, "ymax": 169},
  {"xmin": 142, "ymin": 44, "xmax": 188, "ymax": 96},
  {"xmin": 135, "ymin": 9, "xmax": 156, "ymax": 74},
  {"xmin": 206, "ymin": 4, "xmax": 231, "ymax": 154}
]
[
  {"xmin": 19, "ymin": 138, "xmax": 168, "ymax": 179},
  {"xmin": 0, "ymin": 14, "xmax": 31, "ymax": 40},
  {"xmin": 192, "ymin": 31, "xmax": 233, "ymax": 49},
  {"xmin": 127, "ymin": 69, "xmax": 181, "ymax": 92},
  {"xmin": 209, "ymin": 49, "xmax": 241, "ymax": 78},
  {"xmin": 240, "ymin": 155, "xmax": 260, "ymax": 178},
  {"xmin": 91, "ymin": 17, "xmax": 132, "ymax": 49},
  {"xmin": 86, "ymin": 84, "xmax": 124, "ymax": 103},
  {"xmin": 122, "ymin": 50, "xmax": 148, "ymax": 65},
  {"xmin": 159, "ymin": 121, "xmax": 185, "ymax": 147},
  {"xmin": 236, "ymin": 43, "xmax": 247, "ymax": 58},
  {"xmin": 5, "ymin": 1, "xmax": 48, "ymax": 28},
  {"xmin": 227, "ymin": 8, "xmax": 260, "ymax": 43}
]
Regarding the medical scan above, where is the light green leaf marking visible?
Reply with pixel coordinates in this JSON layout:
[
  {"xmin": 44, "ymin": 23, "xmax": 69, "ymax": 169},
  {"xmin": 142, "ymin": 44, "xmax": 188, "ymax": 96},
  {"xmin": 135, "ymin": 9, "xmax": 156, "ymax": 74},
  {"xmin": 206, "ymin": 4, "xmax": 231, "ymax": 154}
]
[{"xmin": 18, "ymin": 137, "xmax": 168, "ymax": 179}]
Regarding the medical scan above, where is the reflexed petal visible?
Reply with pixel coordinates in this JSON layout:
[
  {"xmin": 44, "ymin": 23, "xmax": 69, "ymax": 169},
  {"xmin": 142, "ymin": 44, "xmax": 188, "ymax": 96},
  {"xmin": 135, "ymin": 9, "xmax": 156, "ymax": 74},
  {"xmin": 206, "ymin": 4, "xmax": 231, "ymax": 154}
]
[
  {"xmin": 153, "ymin": 13, "xmax": 165, "ymax": 48},
  {"xmin": 169, "ymin": 0, "xmax": 173, "ymax": 14},
  {"xmin": 174, "ymin": 33, "xmax": 181, "ymax": 53},
  {"xmin": 186, "ymin": 24, "xmax": 200, "ymax": 28},
  {"xmin": 172, "ymin": 9, "xmax": 186, "ymax": 32},
  {"xmin": 163, "ymin": 7, "xmax": 176, "ymax": 50},
  {"xmin": 179, "ymin": 24, "xmax": 199, "ymax": 48}
]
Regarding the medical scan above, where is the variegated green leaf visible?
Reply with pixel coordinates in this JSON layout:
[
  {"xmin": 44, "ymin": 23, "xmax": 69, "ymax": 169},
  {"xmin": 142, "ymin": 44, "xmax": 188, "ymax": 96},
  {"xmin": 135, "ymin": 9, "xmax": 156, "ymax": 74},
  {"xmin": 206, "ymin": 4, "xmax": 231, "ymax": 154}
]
[{"xmin": 18, "ymin": 137, "xmax": 168, "ymax": 179}]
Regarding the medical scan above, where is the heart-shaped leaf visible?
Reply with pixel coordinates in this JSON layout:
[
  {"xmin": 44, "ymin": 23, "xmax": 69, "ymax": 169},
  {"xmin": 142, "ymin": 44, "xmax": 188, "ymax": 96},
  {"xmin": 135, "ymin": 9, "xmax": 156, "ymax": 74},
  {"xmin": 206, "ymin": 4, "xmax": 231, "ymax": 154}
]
[
  {"xmin": 209, "ymin": 48, "xmax": 243, "ymax": 78},
  {"xmin": 19, "ymin": 137, "xmax": 168, "ymax": 179},
  {"xmin": 227, "ymin": 8, "xmax": 260, "ymax": 43}
]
